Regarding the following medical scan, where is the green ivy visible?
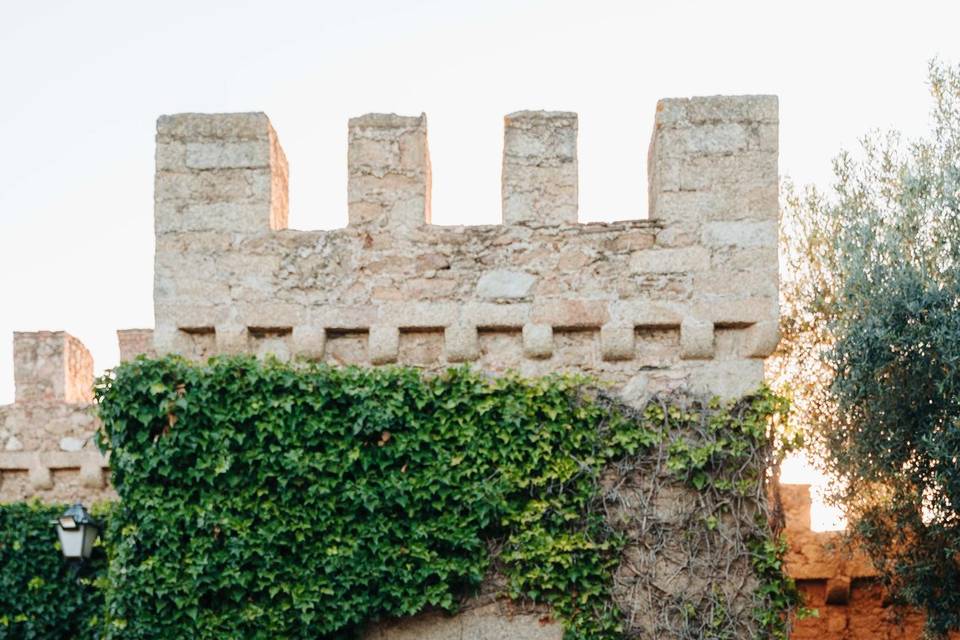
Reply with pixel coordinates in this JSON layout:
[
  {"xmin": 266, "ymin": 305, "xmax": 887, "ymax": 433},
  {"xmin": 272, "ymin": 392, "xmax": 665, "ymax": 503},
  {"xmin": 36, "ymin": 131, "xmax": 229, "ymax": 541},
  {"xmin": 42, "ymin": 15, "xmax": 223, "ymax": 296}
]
[
  {"xmin": 750, "ymin": 535, "xmax": 812, "ymax": 638},
  {"xmin": 0, "ymin": 502, "xmax": 109, "ymax": 640},
  {"xmin": 85, "ymin": 355, "xmax": 798, "ymax": 639}
]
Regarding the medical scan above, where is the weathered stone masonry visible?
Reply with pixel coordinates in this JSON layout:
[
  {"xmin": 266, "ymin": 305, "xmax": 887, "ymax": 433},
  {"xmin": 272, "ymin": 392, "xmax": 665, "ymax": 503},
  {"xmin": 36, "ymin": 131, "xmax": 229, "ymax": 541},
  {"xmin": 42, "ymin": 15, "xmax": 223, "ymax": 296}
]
[
  {"xmin": 152, "ymin": 97, "xmax": 779, "ymax": 403},
  {"xmin": 3, "ymin": 95, "xmax": 794, "ymax": 637}
]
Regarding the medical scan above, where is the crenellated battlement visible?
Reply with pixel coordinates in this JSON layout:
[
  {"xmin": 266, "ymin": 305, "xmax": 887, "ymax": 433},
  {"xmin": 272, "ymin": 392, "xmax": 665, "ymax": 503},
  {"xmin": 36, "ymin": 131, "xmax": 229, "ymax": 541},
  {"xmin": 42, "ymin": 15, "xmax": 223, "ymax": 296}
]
[
  {"xmin": 153, "ymin": 95, "xmax": 780, "ymax": 400},
  {"xmin": 3, "ymin": 94, "xmax": 779, "ymax": 503},
  {"xmin": 1, "ymin": 330, "xmax": 159, "ymax": 501},
  {"xmin": 2, "ymin": 94, "xmax": 787, "ymax": 638}
]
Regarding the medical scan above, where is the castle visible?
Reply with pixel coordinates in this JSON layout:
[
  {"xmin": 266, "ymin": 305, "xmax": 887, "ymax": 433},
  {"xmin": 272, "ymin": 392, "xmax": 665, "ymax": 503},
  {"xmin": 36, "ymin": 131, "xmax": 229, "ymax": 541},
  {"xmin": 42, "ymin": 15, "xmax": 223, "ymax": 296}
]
[
  {"xmin": 2, "ymin": 95, "xmax": 910, "ymax": 637},
  {"xmin": 3, "ymin": 94, "xmax": 780, "ymax": 495}
]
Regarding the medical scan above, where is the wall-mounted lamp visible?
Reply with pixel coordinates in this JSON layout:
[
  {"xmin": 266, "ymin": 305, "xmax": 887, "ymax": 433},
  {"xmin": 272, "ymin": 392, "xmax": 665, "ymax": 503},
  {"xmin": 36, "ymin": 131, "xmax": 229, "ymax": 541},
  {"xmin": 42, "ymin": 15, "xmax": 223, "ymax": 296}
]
[{"xmin": 53, "ymin": 503, "xmax": 100, "ymax": 562}]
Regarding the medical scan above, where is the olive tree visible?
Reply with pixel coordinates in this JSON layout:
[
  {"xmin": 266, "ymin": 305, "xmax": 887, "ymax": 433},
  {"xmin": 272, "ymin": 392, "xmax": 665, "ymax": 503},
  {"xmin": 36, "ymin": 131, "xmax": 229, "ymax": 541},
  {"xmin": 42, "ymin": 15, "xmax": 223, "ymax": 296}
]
[{"xmin": 775, "ymin": 61, "xmax": 960, "ymax": 635}]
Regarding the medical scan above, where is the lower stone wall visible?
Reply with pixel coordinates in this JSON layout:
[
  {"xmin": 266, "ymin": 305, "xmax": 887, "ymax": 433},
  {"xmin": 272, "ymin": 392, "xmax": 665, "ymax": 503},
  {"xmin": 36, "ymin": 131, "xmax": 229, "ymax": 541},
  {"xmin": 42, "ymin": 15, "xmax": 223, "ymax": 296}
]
[
  {"xmin": 364, "ymin": 601, "xmax": 561, "ymax": 640},
  {"xmin": 22, "ymin": 330, "xmax": 960, "ymax": 638},
  {"xmin": 792, "ymin": 580, "xmax": 950, "ymax": 640},
  {"xmin": 783, "ymin": 483, "xmax": 960, "ymax": 640}
]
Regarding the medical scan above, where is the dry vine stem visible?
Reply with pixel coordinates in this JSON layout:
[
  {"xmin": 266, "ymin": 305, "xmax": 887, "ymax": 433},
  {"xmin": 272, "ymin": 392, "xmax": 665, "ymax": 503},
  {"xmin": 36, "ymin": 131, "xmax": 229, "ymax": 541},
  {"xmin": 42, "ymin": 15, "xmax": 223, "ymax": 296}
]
[{"xmin": 594, "ymin": 393, "xmax": 785, "ymax": 639}]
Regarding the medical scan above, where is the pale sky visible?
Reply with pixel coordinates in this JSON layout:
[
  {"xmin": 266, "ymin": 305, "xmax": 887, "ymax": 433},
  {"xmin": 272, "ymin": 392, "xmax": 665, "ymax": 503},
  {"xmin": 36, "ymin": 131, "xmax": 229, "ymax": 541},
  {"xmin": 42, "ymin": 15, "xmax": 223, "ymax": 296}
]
[{"xmin": 2, "ymin": 0, "xmax": 958, "ymax": 430}]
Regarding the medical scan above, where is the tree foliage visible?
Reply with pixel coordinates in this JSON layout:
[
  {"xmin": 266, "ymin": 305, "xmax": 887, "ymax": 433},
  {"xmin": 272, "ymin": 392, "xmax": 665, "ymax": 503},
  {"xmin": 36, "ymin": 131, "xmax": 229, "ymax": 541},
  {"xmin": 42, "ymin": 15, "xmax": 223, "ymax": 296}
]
[{"xmin": 776, "ymin": 60, "xmax": 960, "ymax": 635}]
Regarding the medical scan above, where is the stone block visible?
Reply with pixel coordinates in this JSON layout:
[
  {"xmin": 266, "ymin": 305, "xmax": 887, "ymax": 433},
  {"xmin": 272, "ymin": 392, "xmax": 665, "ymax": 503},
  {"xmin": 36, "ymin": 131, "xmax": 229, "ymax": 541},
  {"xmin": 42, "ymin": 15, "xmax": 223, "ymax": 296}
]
[
  {"xmin": 28, "ymin": 463, "xmax": 52, "ymax": 491},
  {"xmin": 476, "ymin": 270, "xmax": 536, "ymax": 299},
  {"xmin": 14, "ymin": 332, "xmax": 93, "ymax": 404},
  {"xmin": 655, "ymin": 223, "xmax": 699, "ymax": 248},
  {"xmin": 701, "ymin": 220, "xmax": 777, "ymax": 248},
  {"xmin": 743, "ymin": 320, "xmax": 780, "ymax": 358},
  {"xmin": 253, "ymin": 331, "xmax": 292, "ymax": 362},
  {"xmin": 154, "ymin": 112, "xmax": 288, "ymax": 234},
  {"xmin": 687, "ymin": 359, "xmax": 764, "ymax": 399},
  {"xmin": 601, "ymin": 323, "xmax": 635, "ymax": 361},
  {"xmin": 680, "ymin": 319, "xmax": 714, "ymax": 359},
  {"xmin": 522, "ymin": 323, "xmax": 553, "ymax": 359},
  {"xmin": 462, "ymin": 303, "xmax": 530, "ymax": 329},
  {"xmin": 155, "ymin": 168, "xmax": 273, "ymax": 205},
  {"xmin": 157, "ymin": 112, "xmax": 274, "ymax": 141},
  {"xmin": 649, "ymin": 190, "xmax": 733, "ymax": 223},
  {"xmin": 685, "ymin": 95, "xmax": 779, "ymax": 124},
  {"xmin": 657, "ymin": 122, "xmax": 752, "ymax": 156},
  {"xmin": 185, "ymin": 141, "xmax": 271, "ymax": 170},
  {"xmin": 155, "ymin": 141, "xmax": 186, "ymax": 171},
  {"xmin": 607, "ymin": 300, "xmax": 684, "ymax": 327},
  {"xmin": 630, "ymin": 247, "xmax": 710, "ymax": 273},
  {"xmin": 310, "ymin": 306, "xmax": 378, "ymax": 331},
  {"xmin": 377, "ymin": 302, "xmax": 459, "ymax": 329},
  {"xmin": 703, "ymin": 297, "xmax": 778, "ymax": 326},
  {"xmin": 215, "ymin": 325, "xmax": 250, "ymax": 355},
  {"xmin": 711, "ymin": 246, "xmax": 778, "ymax": 272},
  {"xmin": 369, "ymin": 325, "xmax": 400, "ymax": 364},
  {"xmin": 235, "ymin": 303, "xmax": 304, "ymax": 329},
  {"xmin": 152, "ymin": 326, "xmax": 184, "ymax": 356},
  {"xmin": 619, "ymin": 373, "xmax": 651, "ymax": 407},
  {"xmin": 117, "ymin": 329, "xmax": 156, "ymax": 362},
  {"xmin": 648, "ymin": 95, "xmax": 779, "ymax": 225},
  {"xmin": 80, "ymin": 460, "xmax": 105, "ymax": 488},
  {"xmin": 781, "ymin": 483, "xmax": 813, "ymax": 532},
  {"xmin": 59, "ymin": 437, "xmax": 86, "ymax": 452},
  {"xmin": 694, "ymin": 267, "xmax": 778, "ymax": 299},
  {"xmin": 292, "ymin": 326, "xmax": 326, "ymax": 360},
  {"xmin": 502, "ymin": 111, "xmax": 577, "ymax": 225},
  {"xmin": 444, "ymin": 324, "xmax": 479, "ymax": 362},
  {"xmin": 531, "ymin": 299, "xmax": 609, "ymax": 329},
  {"xmin": 348, "ymin": 113, "xmax": 431, "ymax": 229}
]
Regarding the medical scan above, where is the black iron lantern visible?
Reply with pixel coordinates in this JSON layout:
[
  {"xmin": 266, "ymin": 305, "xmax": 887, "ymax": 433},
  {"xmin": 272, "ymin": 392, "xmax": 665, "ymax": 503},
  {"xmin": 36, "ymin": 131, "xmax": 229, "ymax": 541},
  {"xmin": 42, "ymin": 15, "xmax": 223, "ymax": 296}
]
[{"xmin": 53, "ymin": 503, "xmax": 100, "ymax": 561}]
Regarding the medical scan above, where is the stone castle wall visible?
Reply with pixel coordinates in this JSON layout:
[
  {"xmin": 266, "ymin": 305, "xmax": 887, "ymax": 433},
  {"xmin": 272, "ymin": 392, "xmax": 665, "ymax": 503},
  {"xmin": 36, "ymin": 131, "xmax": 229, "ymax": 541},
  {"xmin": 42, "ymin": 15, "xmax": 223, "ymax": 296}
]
[
  {"xmin": 781, "ymin": 484, "xmax": 960, "ymax": 640},
  {"xmin": 5, "ymin": 95, "xmax": 785, "ymax": 638},
  {"xmin": 151, "ymin": 97, "xmax": 779, "ymax": 404},
  {"xmin": 1, "ymin": 332, "xmax": 111, "ymax": 504}
]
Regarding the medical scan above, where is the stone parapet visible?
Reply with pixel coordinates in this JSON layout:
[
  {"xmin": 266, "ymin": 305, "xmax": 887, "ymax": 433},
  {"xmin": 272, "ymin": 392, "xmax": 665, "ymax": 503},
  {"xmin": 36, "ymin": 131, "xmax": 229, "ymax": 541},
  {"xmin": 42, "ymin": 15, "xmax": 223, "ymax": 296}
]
[
  {"xmin": 13, "ymin": 331, "xmax": 93, "ymax": 404},
  {"xmin": 1, "ymin": 330, "xmax": 154, "ymax": 504},
  {"xmin": 777, "ymin": 484, "xmax": 960, "ymax": 638},
  {"xmin": 153, "ymin": 95, "xmax": 779, "ymax": 402}
]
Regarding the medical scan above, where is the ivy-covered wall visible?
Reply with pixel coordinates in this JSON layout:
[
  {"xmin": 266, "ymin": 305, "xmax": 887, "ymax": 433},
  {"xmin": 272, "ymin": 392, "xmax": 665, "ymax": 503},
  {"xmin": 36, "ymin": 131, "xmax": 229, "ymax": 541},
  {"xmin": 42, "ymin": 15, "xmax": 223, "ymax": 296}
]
[
  {"xmin": 0, "ymin": 356, "xmax": 800, "ymax": 639},
  {"xmin": 0, "ymin": 502, "xmax": 108, "ymax": 639},
  {"xmin": 96, "ymin": 357, "xmax": 796, "ymax": 638}
]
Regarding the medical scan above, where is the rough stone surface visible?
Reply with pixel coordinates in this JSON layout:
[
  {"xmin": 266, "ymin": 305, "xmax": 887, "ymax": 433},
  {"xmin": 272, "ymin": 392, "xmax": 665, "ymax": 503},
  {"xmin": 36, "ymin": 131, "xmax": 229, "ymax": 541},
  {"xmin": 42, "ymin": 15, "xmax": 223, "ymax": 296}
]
[
  {"xmin": 363, "ymin": 601, "xmax": 560, "ymax": 640},
  {"xmin": 14, "ymin": 331, "xmax": 93, "ymax": 404},
  {"xmin": 444, "ymin": 323, "xmax": 479, "ymax": 363},
  {"xmin": 117, "ymin": 328, "xmax": 157, "ymax": 362},
  {"xmin": 600, "ymin": 323, "xmax": 635, "ymax": 361},
  {"xmin": 502, "ymin": 111, "xmax": 577, "ymax": 226},
  {"xmin": 348, "ymin": 113, "xmax": 430, "ymax": 230},
  {"xmin": 476, "ymin": 270, "xmax": 536, "ymax": 299},
  {"xmin": 782, "ymin": 483, "xmax": 960, "ymax": 639},
  {"xmin": 155, "ymin": 112, "xmax": 288, "ymax": 233},
  {"xmin": 680, "ymin": 318, "xmax": 715, "ymax": 359},
  {"xmin": 1, "ymin": 331, "xmax": 114, "ymax": 504},
  {"xmin": 292, "ymin": 325, "xmax": 326, "ymax": 359},
  {"xmin": 59, "ymin": 436, "xmax": 86, "ymax": 452},
  {"xmin": 151, "ymin": 98, "xmax": 779, "ymax": 403},
  {"xmin": 522, "ymin": 323, "xmax": 553, "ymax": 359},
  {"xmin": 369, "ymin": 325, "xmax": 400, "ymax": 365},
  {"xmin": 5, "ymin": 95, "xmax": 795, "ymax": 638}
]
